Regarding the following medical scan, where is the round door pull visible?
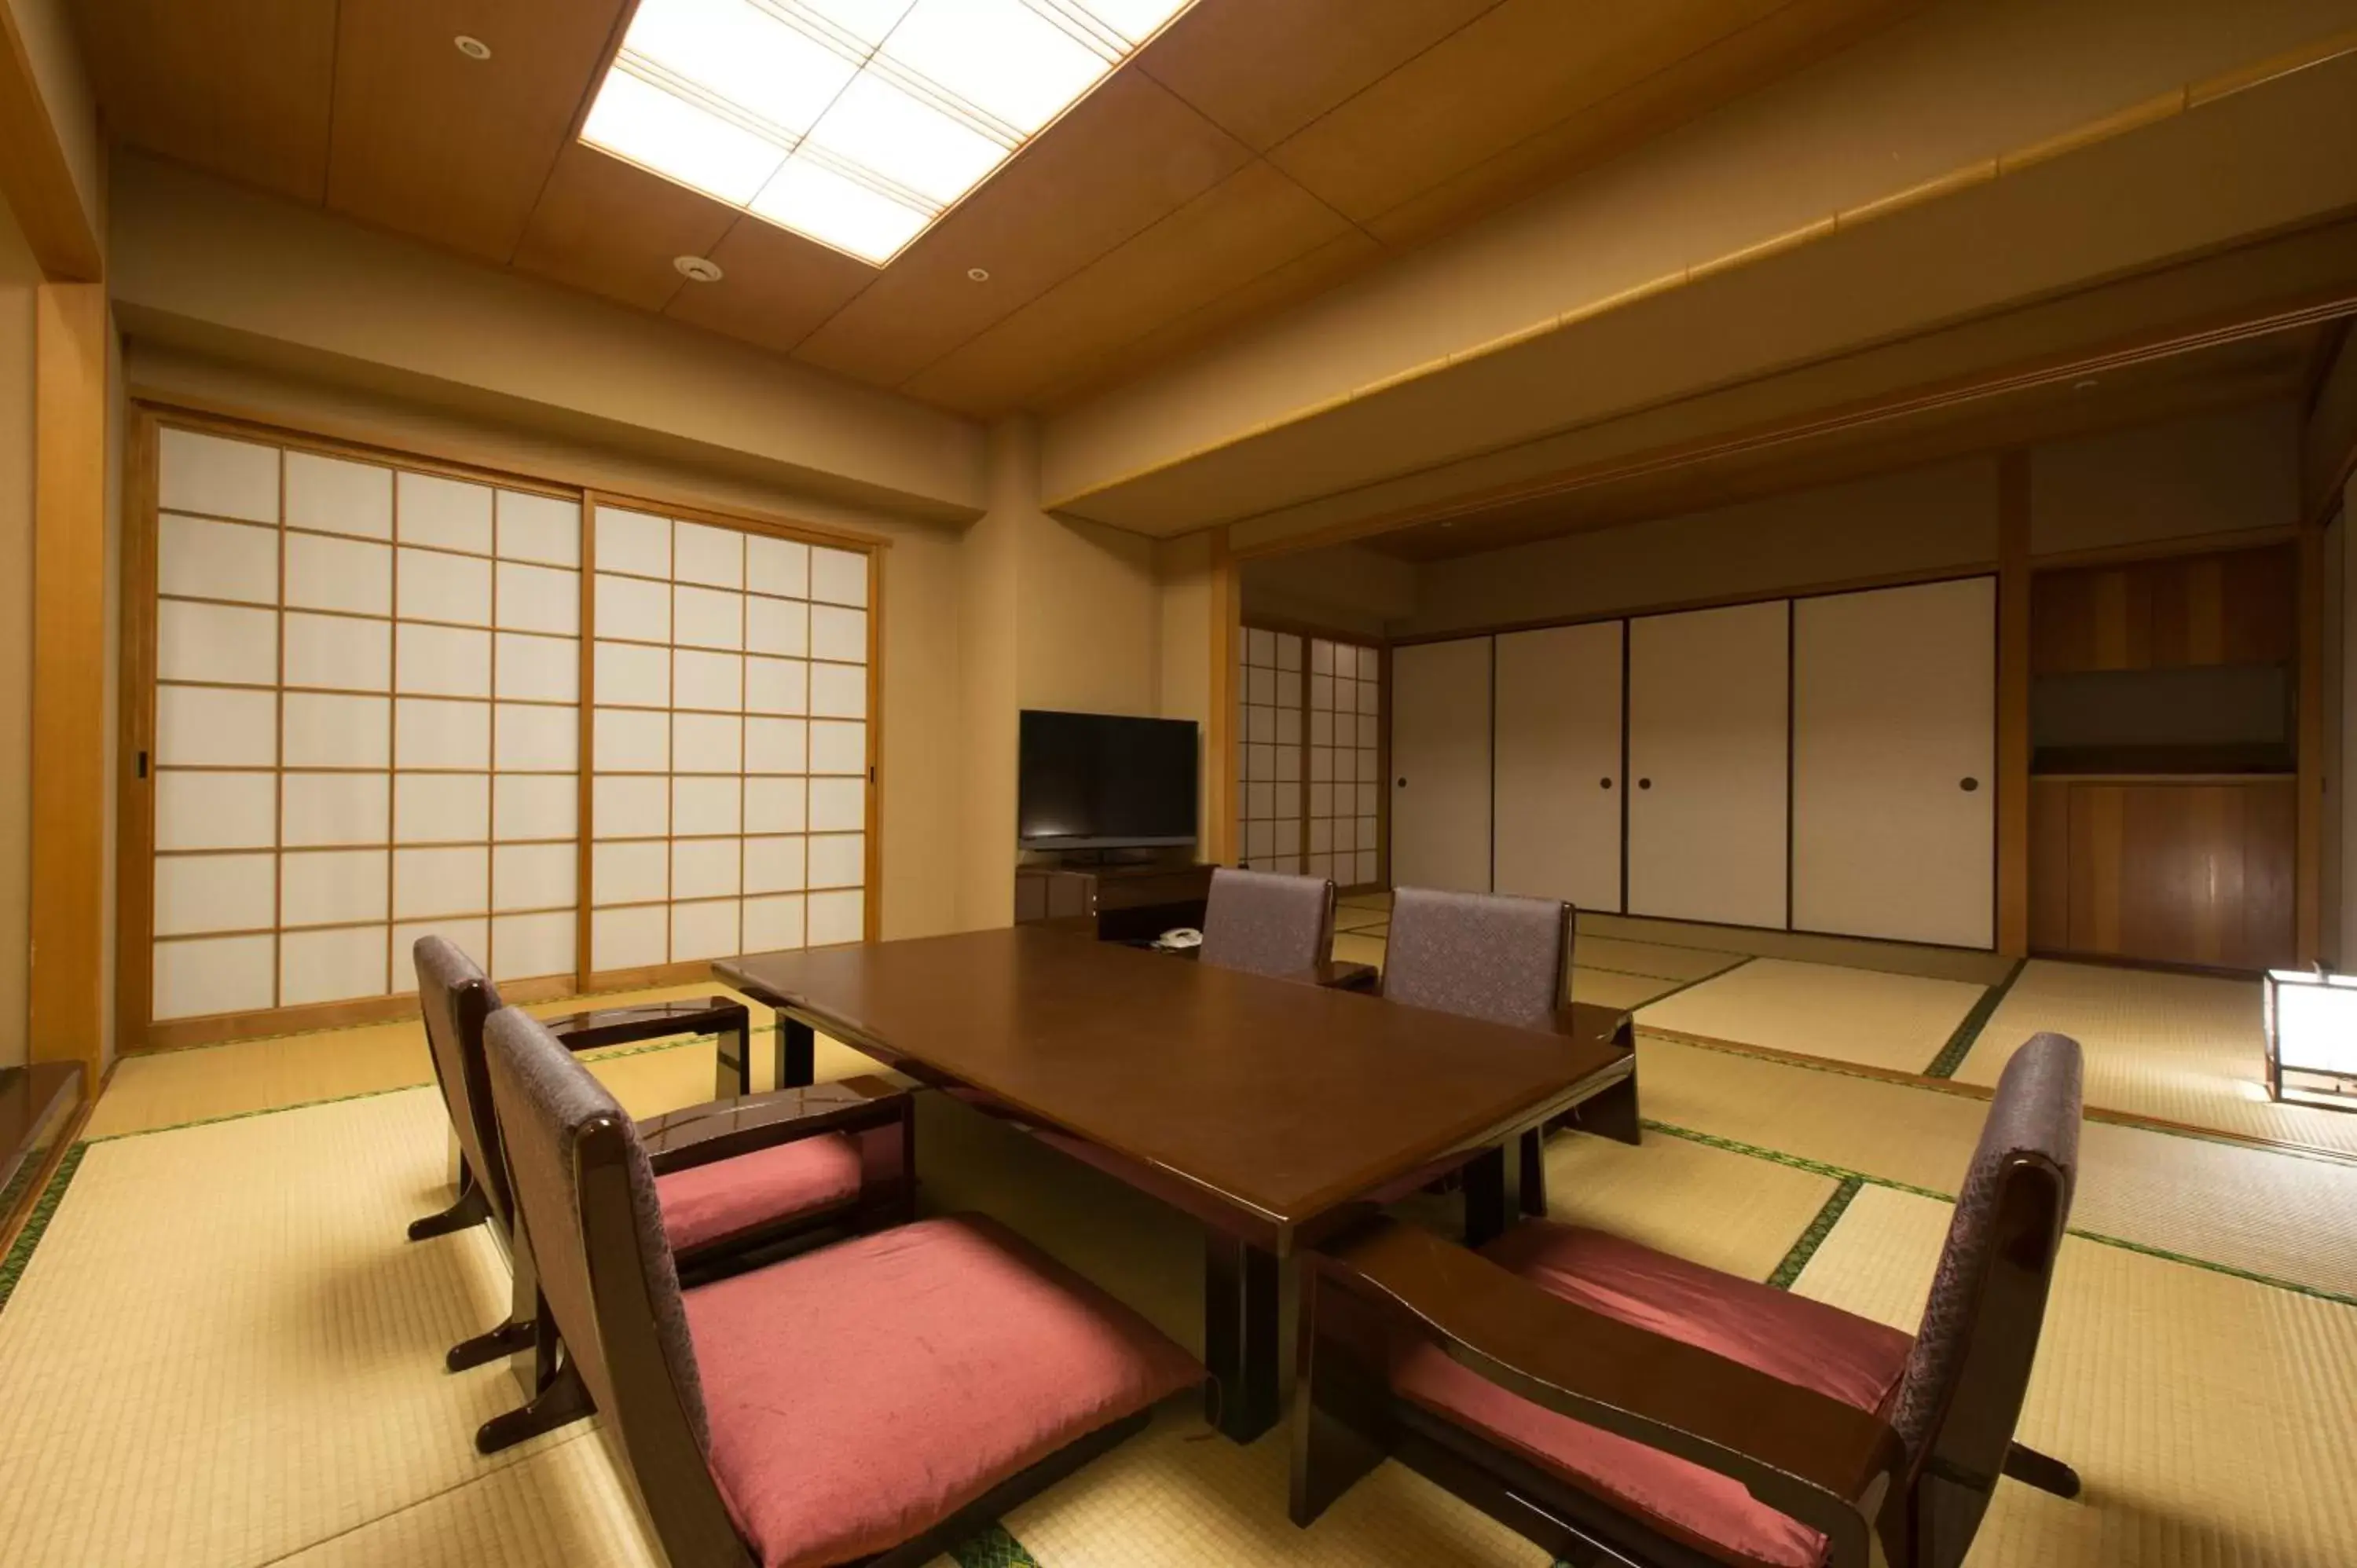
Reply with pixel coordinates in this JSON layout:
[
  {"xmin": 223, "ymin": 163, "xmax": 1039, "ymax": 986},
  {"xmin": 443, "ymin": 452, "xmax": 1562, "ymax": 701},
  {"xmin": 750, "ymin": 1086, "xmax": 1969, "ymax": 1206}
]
[
  {"xmin": 1960, "ymin": 777, "xmax": 1980, "ymax": 792},
  {"xmin": 1395, "ymin": 777, "xmax": 1407, "ymax": 788},
  {"xmin": 1600, "ymin": 777, "xmax": 1613, "ymax": 789},
  {"xmin": 1637, "ymin": 778, "xmax": 1652, "ymax": 790}
]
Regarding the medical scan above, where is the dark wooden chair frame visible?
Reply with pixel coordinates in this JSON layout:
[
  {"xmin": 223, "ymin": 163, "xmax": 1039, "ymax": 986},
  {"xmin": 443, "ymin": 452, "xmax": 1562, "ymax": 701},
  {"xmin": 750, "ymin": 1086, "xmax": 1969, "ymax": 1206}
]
[
  {"xmin": 1292, "ymin": 1130, "xmax": 2080, "ymax": 1568},
  {"xmin": 403, "ymin": 973, "xmax": 914, "ymax": 1453},
  {"xmin": 408, "ymin": 995, "xmax": 757, "ymax": 1245},
  {"xmin": 521, "ymin": 1081, "xmax": 1166, "ymax": 1566}
]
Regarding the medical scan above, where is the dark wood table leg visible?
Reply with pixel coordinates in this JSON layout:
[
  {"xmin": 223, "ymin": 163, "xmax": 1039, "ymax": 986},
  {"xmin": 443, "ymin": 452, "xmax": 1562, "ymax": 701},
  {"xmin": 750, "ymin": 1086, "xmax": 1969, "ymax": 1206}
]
[
  {"xmin": 1517, "ymin": 1127, "xmax": 1549, "ymax": 1217},
  {"xmin": 776, "ymin": 1017, "xmax": 816, "ymax": 1090},
  {"xmin": 714, "ymin": 1009, "xmax": 751, "ymax": 1098},
  {"xmin": 1576, "ymin": 1070, "xmax": 1641, "ymax": 1145},
  {"xmin": 1204, "ymin": 1231, "xmax": 1282, "ymax": 1442},
  {"xmin": 1462, "ymin": 1140, "xmax": 1523, "ymax": 1247}
]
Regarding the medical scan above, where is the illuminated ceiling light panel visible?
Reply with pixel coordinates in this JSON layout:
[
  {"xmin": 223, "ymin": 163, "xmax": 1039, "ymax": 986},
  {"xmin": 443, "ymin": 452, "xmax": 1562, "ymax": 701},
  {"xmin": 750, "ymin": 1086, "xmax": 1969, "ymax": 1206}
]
[{"xmin": 581, "ymin": 0, "xmax": 1197, "ymax": 266}]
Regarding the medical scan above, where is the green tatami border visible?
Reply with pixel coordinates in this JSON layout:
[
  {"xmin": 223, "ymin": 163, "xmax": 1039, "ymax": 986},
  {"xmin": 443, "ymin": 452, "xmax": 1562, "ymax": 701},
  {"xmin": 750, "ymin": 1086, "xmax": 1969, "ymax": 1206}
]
[{"xmin": 1642, "ymin": 1118, "xmax": 2357, "ymax": 1310}]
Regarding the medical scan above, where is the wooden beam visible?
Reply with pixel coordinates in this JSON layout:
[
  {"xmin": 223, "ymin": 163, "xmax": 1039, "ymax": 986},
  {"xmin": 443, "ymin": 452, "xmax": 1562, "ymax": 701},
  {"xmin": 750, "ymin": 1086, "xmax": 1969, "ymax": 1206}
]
[
  {"xmin": 0, "ymin": 2, "xmax": 101, "ymax": 280},
  {"xmin": 28, "ymin": 283, "xmax": 108, "ymax": 1086},
  {"xmin": 1206, "ymin": 528, "xmax": 1239, "ymax": 866},
  {"xmin": 1996, "ymin": 451, "xmax": 2033, "ymax": 958},
  {"xmin": 2298, "ymin": 518, "xmax": 2327, "ymax": 965}
]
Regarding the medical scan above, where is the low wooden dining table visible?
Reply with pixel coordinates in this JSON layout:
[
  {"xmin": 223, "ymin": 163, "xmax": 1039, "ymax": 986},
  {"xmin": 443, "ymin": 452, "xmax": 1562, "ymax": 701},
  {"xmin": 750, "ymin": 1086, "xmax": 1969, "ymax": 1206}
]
[{"xmin": 718, "ymin": 925, "xmax": 1637, "ymax": 1444}]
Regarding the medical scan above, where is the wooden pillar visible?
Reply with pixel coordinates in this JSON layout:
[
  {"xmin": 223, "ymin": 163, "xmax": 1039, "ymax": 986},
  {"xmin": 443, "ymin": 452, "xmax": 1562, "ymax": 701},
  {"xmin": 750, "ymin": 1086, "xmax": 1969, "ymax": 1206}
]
[
  {"xmin": 28, "ymin": 283, "xmax": 108, "ymax": 1086},
  {"xmin": 1996, "ymin": 451, "xmax": 2033, "ymax": 958},
  {"xmin": 1206, "ymin": 529, "xmax": 1240, "ymax": 866},
  {"xmin": 2298, "ymin": 518, "xmax": 2326, "ymax": 965}
]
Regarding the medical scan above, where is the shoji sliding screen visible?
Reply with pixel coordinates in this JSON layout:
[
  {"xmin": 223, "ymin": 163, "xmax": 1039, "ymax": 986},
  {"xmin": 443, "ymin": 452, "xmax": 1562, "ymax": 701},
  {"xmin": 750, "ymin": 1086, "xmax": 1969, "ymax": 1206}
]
[
  {"xmin": 585, "ymin": 502, "xmax": 874, "ymax": 987},
  {"xmin": 142, "ymin": 424, "xmax": 583, "ymax": 1036},
  {"xmin": 1309, "ymin": 637, "xmax": 1383, "ymax": 888},
  {"xmin": 1236, "ymin": 625, "xmax": 1384, "ymax": 889},
  {"xmin": 130, "ymin": 413, "xmax": 882, "ymax": 1049},
  {"xmin": 1237, "ymin": 628, "xmax": 1304, "ymax": 873}
]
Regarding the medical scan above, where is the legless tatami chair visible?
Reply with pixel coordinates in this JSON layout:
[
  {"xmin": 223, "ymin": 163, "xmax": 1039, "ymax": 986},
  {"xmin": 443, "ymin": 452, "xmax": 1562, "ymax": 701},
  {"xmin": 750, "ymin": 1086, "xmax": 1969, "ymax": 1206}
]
[
  {"xmin": 1200, "ymin": 866, "xmax": 1377, "ymax": 988},
  {"xmin": 408, "ymin": 938, "xmax": 914, "ymax": 1451},
  {"xmin": 1292, "ymin": 1031, "xmax": 2085, "ymax": 1568},
  {"xmin": 1380, "ymin": 886, "xmax": 1574, "ymax": 1028},
  {"xmin": 481, "ymin": 1004, "xmax": 1201, "ymax": 1568}
]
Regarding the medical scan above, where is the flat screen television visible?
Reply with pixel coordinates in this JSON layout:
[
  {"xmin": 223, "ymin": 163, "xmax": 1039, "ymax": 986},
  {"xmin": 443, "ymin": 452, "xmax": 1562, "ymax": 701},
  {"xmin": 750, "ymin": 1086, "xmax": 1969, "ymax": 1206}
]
[{"xmin": 1017, "ymin": 710, "xmax": 1198, "ymax": 850}]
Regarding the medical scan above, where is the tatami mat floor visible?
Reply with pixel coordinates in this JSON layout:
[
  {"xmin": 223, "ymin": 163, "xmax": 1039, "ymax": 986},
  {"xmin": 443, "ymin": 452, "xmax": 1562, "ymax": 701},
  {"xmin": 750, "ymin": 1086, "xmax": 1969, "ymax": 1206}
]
[{"xmin": 6, "ymin": 913, "xmax": 2357, "ymax": 1566}]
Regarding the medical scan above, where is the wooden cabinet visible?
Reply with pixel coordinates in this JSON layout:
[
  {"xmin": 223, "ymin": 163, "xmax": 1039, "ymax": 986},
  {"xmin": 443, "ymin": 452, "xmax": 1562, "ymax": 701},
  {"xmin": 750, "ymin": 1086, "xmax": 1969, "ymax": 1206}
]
[
  {"xmin": 2029, "ymin": 777, "xmax": 2294, "ymax": 970},
  {"xmin": 2032, "ymin": 544, "xmax": 2293, "ymax": 674}
]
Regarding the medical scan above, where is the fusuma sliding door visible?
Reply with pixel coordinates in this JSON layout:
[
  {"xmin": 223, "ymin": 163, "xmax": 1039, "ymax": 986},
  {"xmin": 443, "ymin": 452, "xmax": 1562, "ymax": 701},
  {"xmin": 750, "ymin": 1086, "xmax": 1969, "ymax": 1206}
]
[
  {"xmin": 141, "ymin": 424, "xmax": 583, "ymax": 1037},
  {"xmin": 1626, "ymin": 601, "xmax": 1789, "ymax": 928},
  {"xmin": 1389, "ymin": 637, "xmax": 1492, "ymax": 893},
  {"xmin": 1493, "ymin": 621, "xmax": 1623, "ymax": 912},
  {"xmin": 1792, "ymin": 578, "xmax": 1995, "ymax": 947},
  {"xmin": 586, "ymin": 502, "xmax": 874, "ymax": 985}
]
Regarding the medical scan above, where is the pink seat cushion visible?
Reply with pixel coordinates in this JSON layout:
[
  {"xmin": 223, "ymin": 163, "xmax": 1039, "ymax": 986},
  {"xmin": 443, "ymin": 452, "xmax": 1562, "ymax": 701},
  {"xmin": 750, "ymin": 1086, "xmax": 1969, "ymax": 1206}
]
[
  {"xmin": 1391, "ymin": 1223, "xmax": 1912, "ymax": 1568},
  {"xmin": 685, "ymin": 1213, "xmax": 1200, "ymax": 1568},
  {"xmin": 655, "ymin": 1132, "xmax": 863, "ymax": 1255}
]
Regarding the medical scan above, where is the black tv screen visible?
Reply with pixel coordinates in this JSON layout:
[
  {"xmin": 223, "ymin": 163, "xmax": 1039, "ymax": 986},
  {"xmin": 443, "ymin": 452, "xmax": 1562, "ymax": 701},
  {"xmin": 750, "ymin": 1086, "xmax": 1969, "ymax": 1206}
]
[{"xmin": 1018, "ymin": 710, "xmax": 1198, "ymax": 849}]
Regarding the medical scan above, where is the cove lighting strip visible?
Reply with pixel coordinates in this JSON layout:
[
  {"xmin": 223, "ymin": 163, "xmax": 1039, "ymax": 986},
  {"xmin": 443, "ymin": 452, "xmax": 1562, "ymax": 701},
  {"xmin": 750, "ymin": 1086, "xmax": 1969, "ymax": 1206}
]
[{"xmin": 582, "ymin": 0, "xmax": 1195, "ymax": 265}]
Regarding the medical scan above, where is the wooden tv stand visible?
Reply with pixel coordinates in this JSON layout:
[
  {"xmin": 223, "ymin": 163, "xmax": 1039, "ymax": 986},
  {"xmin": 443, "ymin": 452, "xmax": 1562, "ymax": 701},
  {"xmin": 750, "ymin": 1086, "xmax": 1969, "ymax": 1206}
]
[{"xmin": 1014, "ymin": 863, "xmax": 1212, "ymax": 942}]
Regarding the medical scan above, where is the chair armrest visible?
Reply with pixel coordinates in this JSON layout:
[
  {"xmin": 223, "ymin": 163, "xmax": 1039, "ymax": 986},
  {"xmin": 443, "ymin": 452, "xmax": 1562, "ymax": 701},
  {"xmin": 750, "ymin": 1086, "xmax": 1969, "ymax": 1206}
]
[
  {"xmin": 543, "ymin": 997, "xmax": 749, "ymax": 1053},
  {"xmin": 1552, "ymin": 1001, "xmax": 1633, "ymax": 1051},
  {"xmin": 1314, "ymin": 1217, "xmax": 1901, "ymax": 1565},
  {"xmin": 642, "ymin": 1075, "xmax": 909, "ymax": 1176}
]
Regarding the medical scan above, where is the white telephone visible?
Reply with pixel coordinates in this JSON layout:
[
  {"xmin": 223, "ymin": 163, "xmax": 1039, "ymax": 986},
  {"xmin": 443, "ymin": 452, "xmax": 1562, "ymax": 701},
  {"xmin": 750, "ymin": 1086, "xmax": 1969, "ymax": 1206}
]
[{"xmin": 1157, "ymin": 928, "xmax": 1204, "ymax": 951}]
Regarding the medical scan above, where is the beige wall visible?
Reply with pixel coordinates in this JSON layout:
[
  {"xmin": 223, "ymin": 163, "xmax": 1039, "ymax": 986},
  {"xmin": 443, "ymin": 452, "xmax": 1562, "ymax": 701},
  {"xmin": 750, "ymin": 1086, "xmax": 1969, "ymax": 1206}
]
[
  {"xmin": 2030, "ymin": 400, "xmax": 2300, "ymax": 555},
  {"xmin": 1387, "ymin": 401, "xmax": 2301, "ymax": 639},
  {"xmin": 109, "ymin": 153, "xmax": 986, "ymax": 523},
  {"xmin": 128, "ymin": 345, "xmax": 973, "ymax": 949},
  {"xmin": 1153, "ymin": 533, "xmax": 1215, "ymax": 848},
  {"xmin": 1043, "ymin": 0, "xmax": 2357, "ymax": 526},
  {"xmin": 1401, "ymin": 457, "xmax": 2001, "ymax": 638},
  {"xmin": 1243, "ymin": 544, "xmax": 1417, "ymax": 639},
  {"xmin": 954, "ymin": 420, "xmax": 1184, "ymax": 926},
  {"xmin": 5, "ymin": 0, "xmax": 104, "ymax": 254},
  {"xmin": 0, "ymin": 202, "xmax": 34, "ymax": 1068}
]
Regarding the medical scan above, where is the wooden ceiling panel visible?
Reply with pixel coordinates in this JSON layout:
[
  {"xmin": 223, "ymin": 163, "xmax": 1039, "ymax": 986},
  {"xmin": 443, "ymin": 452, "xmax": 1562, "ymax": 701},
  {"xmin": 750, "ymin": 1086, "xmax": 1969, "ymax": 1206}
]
[
  {"xmin": 71, "ymin": 0, "xmax": 335, "ymax": 202},
  {"xmin": 326, "ymin": 0, "xmax": 629, "ymax": 264},
  {"xmin": 1364, "ymin": 0, "xmax": 1921, "ymax": 249},
  {"xmin": 903, "ymin": 162, "xmax": 1359, "ymax": 416},
  {"xmin": 511, "ymin": 145, "xmax": 737, "ymax": 313},
  {"xmin": 1137, "ymin": 0, "xmax": 1501, "ymax": 152},
  {"xmin": 1041, "ymin": 229, "xmax": 1384, "ymax": 410},
  {"xmin": 789, "ymin": 70, "xmax": 1254, "ymax": 387},
  {"xmin": 1267, "ymin": 0, "xmax": 1804, "ymax": 225},
  {"xmin": 662, "ymin": 217, "xmax": 881, "ymax": 355}
]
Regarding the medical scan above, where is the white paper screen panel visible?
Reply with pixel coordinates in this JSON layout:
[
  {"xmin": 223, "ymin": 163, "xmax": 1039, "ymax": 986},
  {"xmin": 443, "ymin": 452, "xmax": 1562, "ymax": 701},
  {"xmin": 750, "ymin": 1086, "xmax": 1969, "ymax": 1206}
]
[
  {"xmin": 588, "ymin": 506, "xmax": 870, "ymax": 975},
  {"xmin": 148, "ymin": 426, "xmax": 585, "ymax": 1023},
  {"xmin": 1236, "ymin": 628, "xmax": 1302, "ymax": 874},
  {"xmin": 1308, "ymin": 638, "xmax": 1383, "ymax": 888}
]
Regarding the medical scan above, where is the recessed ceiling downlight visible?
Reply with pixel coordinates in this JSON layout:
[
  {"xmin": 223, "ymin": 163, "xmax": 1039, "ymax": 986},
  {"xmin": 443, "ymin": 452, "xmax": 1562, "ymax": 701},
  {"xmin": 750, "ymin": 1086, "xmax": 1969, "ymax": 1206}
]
[
  {"xmin": 967, "ymin": 267, "xmax": 989, "ymax": 282},
  {"xmin": 674, "ymin": 255, "xmax": 725, "ymax": 282},
  {"xmin": 579, "ymin": 0, "xmax": 1199, "ymax": 266},
  {"xmin": 454, "ymin": 35, "xmax": 492, "ymax": 60}
]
